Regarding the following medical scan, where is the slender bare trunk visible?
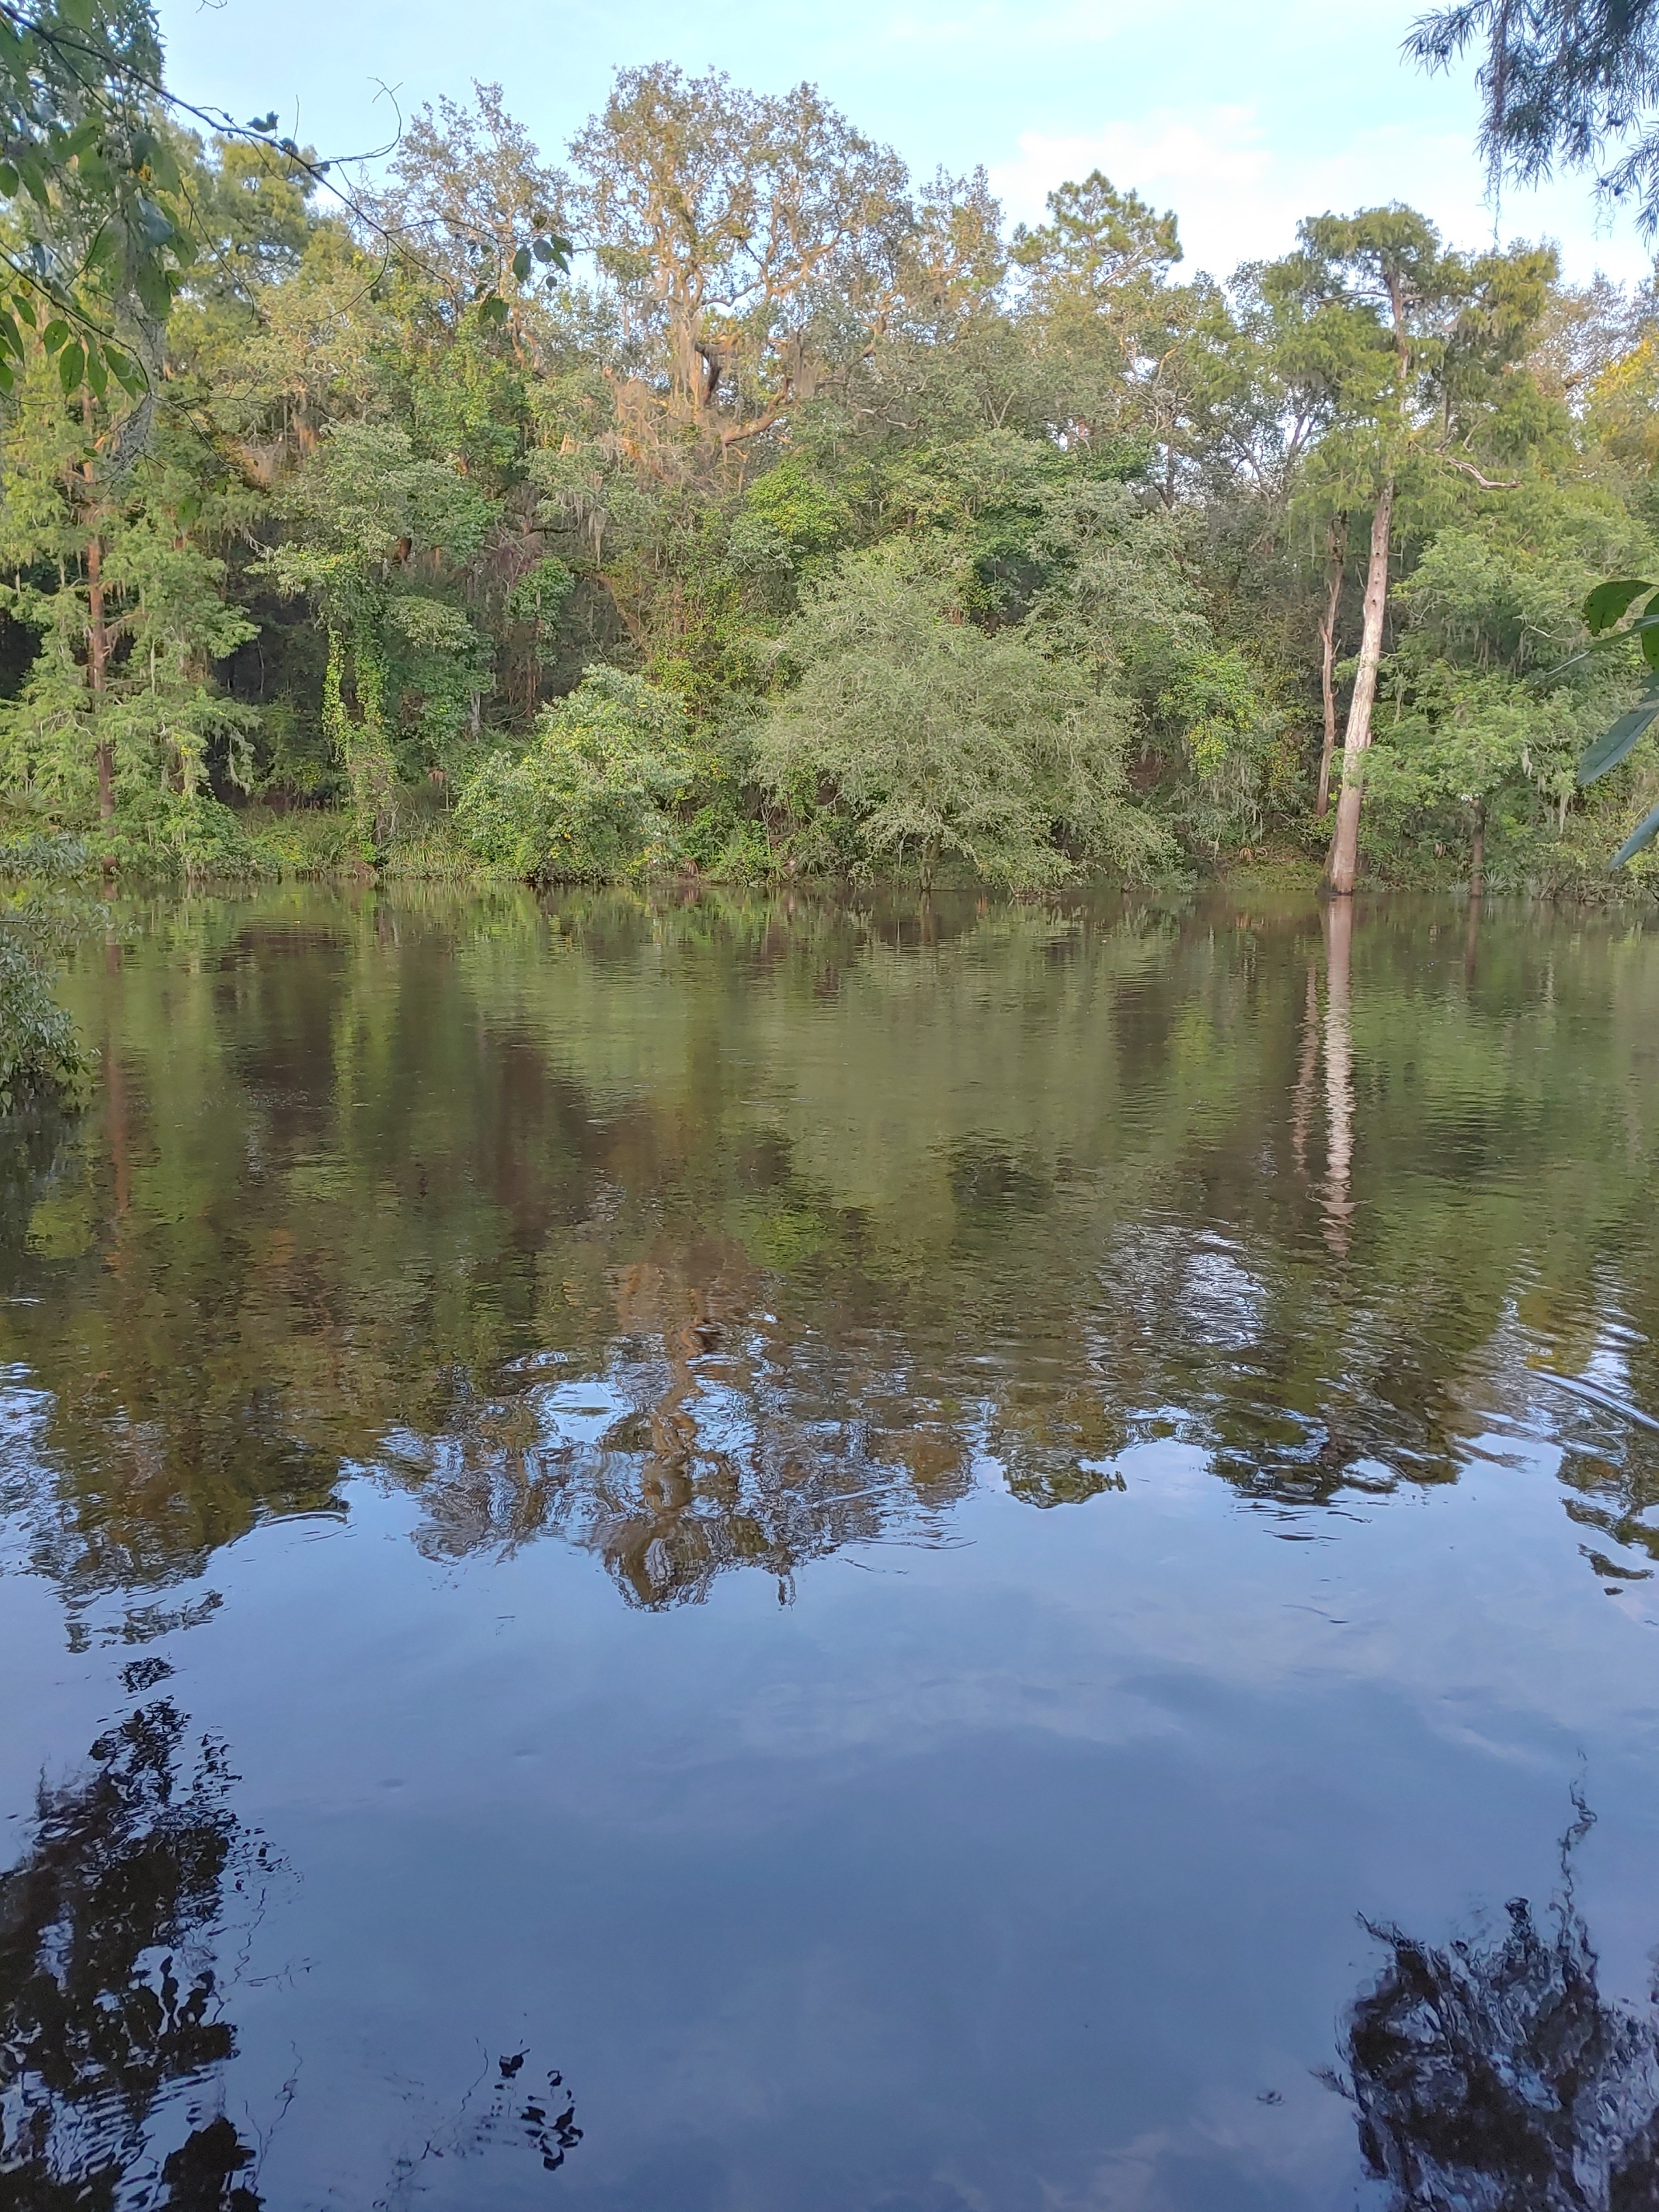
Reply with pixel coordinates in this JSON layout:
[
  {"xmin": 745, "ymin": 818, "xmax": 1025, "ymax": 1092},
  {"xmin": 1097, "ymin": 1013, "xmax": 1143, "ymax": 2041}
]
[
  {"xmin": 1326, "ymin": 480, "xmax": 1394, "ymax": 896},
  {"xmin": 87, "ymin": 532, "xmax": 113, "ymax": 822},
  {"xmin": 1468, "ymin": 798, "xmax": 1485, "ymax": 901},
  {"xmin": 1315, "ymin": 516, "xmax": 1348, "ymax": 819}
]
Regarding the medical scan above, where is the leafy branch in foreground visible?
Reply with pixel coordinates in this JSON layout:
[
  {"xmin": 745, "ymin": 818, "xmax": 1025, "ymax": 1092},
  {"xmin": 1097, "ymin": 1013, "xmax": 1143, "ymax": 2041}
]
[
  {"xmin": 1559, "ymin": 578, "xmax": 1659, "ymax": 866},
  {"xmin": 1407, "ymin": 0, "xmax": 1659, "ymax": 231},
  {"xmin": 0, "ymin": 0, "xmax": 570, "ymax": 414}
]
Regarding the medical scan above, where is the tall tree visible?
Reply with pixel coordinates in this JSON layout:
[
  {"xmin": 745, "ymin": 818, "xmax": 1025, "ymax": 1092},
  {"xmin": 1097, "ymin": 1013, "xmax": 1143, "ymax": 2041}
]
[
  {"xmin": 1281, "ymin": 210, "xmax": 1555, "ymax": 892},
  {"xmin": 568, "ymin": 64, "xmax": 908, "ymax": 447},
  {"xmin": 260, "ymin": 424, "xmax": 495, "ymax": 850},
  {"xmin": 0, "ymin": 339, "xmax": 256, "ymax": 853}
]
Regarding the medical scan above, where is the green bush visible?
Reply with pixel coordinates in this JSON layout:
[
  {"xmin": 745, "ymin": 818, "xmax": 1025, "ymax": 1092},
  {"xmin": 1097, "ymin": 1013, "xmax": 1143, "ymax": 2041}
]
[
  {"xmin": 0, "ymin": 926, "xmax": 88, "ymax": 1109},
  {"xmin": 755, "ymin": 547, "xmax": 1173, "ymax": 889},
  {"xmin": 455, "ymin": 667, "xmax": 694, "ymax": 883},
  {"xmin": 0, "ymin": 839, "xmax": 97, "ymax": 1109},
  {"xmin": 99, "ymin": 790, "xmax": 269, "ymax": 882}
]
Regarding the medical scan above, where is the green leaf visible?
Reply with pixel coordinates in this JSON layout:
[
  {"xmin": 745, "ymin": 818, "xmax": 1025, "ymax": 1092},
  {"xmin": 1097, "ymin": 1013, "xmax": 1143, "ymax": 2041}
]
[
  {"xmin": 134, "ymin": 265, "xmax": 170, "ymax": 319},
  {"xmin": 57, "ymin": 339, "xmax": 84, "ymax": 395},
  {"xmin": 0, "ymin": 163, "xmax": 19, "ymax": 198},
  {"xmin": 40, "ymin": 318, "xmax": 69, "ymax": 353},
  {"xmin": 12, "ymin": 291, "xmax": 37, "ymax": 329},
  {"xmin": 1642, "ymin": 624, "xmax": 1659, "ymax": 673},
  {"xmin": 478, "ymin": 293, "xmax": 510, "ymax": 325},
  {"xmin": 107, "ymin": 346, "xmax": 144, "ymax": 395},
  {"xmin": 512, "ymin": 245, "xmax": 532, "ymax": 283},
  {"xmin": 1612, "ymin": 800, "xmax": 1659, "ymax": 868},
  {"xmin": 0, "ymin": 357, "xmax": 16, "ymax": 394},
  {"xmin": 149, "ymin": 141, "xmax": 181, "ymax": 193},
  {"xmin": 18, "ymin": 159, "xmax": 49, "ymax": 210},
  {"xmin": 1584, "ymin": 578, "xmax": 1655, "ymax": 634},
  {"xmin": 56, "ymin": 0, "xmax": 93, "ymax": 29},
  {"xmin": 84, "ymin": 343, "xmax": 106, "ymax": 399},
  {"xmin": 1577, "ymin": 684, "xmax": 1659, "ymax": 784},
  {"xmin": 531, "ymin": 236, "xmax": 558, "ymax": 263},
  {"xmin": 134, "ymin": 197, "xmax": 173, "ymax": 247}
]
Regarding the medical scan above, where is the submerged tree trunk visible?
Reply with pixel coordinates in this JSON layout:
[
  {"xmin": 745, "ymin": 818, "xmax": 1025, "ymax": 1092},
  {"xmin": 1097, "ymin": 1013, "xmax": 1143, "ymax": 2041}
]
[
  {"xmin": 1326, "ymin": 481, "xmax": 1394, "ymax": 897},
  {"xmin": 1315, "ymin": 516, "xmax": 1348, "ymax": 819},
  {"xmin": 87, "ymin": 533, "xmax": 113, "ymax": 823}
]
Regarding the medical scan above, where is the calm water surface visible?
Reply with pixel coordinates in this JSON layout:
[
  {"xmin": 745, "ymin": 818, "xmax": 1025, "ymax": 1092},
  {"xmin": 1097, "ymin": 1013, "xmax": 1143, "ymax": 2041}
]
[{"xmin": 5, "ymin": 887, "xmax": 1659, "ymax": 2210}]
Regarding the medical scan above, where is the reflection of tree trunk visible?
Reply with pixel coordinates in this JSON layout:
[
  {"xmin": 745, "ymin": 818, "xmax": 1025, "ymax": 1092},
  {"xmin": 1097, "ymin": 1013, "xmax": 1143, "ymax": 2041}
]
[
  {"xmin": 1469, "ymin": 798, "xmax": 1486, "ymax": 900},
  {"xmin": 1463, "ymin": 884, "xmax": 1482, "ymax": 985},
  {"xmin": 1326, "ymin": 481, "xmax": 1394, "ymax": 896},
  {"xmin": 1291, "ymin": 962, "xmax": 1320, "ymax": 1177},
  {"xmin": 1315, "ymin": 515, "xmax": 1348, "ymax": 820},
  {"xmin": 1322, "ymin": 896, "xmax": 1355, "ymax": 1254},
  {"xmin": 104, "ymin": 935, "xmax": 129, "ymax": 1219},
  {"xmin": 918, "ymin": 835, "xmax": 940, "ymax": 895},
  {"xmin": 88, "ymin": 533, "xmax": 113, "ymax": 823}
]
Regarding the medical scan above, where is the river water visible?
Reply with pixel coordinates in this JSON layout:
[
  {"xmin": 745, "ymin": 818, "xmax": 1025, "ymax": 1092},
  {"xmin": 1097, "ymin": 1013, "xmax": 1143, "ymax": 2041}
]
[{"xmin": 4, "ymin": 885, "xmax": 1659, "ymax": 2210}]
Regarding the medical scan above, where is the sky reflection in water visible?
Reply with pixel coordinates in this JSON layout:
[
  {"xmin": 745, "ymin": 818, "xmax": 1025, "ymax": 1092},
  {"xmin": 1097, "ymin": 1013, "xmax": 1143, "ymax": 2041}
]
[{"xmin": 4, "ymin": 887, "xmax": 1659, "ymax": 2209}]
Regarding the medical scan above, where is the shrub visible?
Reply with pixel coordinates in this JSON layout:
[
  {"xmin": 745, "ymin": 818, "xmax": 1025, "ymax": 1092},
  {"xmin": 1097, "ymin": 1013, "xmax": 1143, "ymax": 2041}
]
[
  {"xmin": 455, "ymin": 667, "xmax": 693, "ymax": 883},
  {"xmin": 754, "ymin": 547, "xmax": 1172, "ymax": 888},
  {"xmin": 0, "ymin": 840, "xmax": 96, "ymax": 1109}
]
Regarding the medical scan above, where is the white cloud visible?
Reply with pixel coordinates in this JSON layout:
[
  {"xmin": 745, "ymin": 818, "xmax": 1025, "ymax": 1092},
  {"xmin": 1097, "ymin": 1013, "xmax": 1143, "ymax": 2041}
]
[{"xmin": 989, "ymin": 105, "xmax": 1657, "ymax": 287}]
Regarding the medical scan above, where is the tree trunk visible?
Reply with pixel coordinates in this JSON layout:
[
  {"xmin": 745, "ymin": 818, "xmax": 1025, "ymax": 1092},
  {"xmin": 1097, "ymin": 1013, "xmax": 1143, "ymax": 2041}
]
[
  {"xmin": 1315, "ymin": 516, "xmax": 1348, "ymax": 819},
  {"xmin": 87, "ymin": 532, "xmax": 113, "ymax": 823},
  {"xmin": 1468, "ymin": 798, "xmax": 1485, "ymax": 900},
  {"xmin": 1325, "ymin": 479, "xmax": 1394, "ymax": 896}
]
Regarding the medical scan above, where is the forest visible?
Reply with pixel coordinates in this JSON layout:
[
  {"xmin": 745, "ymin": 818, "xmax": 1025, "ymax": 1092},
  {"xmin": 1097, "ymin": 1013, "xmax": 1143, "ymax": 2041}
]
[{"xmin": 2, "ymin": 16, "xmax": 1659, "ymax": 920}]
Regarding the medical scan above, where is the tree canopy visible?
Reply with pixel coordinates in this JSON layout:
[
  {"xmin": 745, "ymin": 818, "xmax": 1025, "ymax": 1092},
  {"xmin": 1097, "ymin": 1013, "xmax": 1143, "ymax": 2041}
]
[{"xmin": 0, "ymin": 45, "xmax": 1655, "ymax": 916}]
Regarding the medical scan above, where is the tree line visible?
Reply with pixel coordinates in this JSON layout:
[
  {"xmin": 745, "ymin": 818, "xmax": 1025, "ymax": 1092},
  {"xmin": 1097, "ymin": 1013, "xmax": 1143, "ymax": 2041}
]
[{"xmin": 0, "ymin": 8, "xmax": 1657, "ymax": 899}]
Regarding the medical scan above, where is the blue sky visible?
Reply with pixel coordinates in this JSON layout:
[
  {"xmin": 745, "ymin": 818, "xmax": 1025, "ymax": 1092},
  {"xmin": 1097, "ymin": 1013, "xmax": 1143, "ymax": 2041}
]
[{"xmin": 156, "ymin": 0, "xmax": 1657, "ymax": 287}]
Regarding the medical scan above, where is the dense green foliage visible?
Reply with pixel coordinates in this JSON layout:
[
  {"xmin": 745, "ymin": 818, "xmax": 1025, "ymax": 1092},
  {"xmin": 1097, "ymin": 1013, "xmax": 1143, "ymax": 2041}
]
[
  {"xmin": 457, "ymin": 666, "xmax": 691, "ymax": 882},
  {"xmin": 2, "ymin": 36, "xmax": 1659, "ymax": 906},
  {"xmin": 0, "ymin": 833, "xmax": 94, "ymax": 1105}
]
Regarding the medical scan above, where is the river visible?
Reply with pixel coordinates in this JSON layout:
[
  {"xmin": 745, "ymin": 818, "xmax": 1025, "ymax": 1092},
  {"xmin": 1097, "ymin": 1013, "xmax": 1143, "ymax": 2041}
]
[{"xmin": 3, "ymin": 885, "xmax": 1659, "ymax": 2210}]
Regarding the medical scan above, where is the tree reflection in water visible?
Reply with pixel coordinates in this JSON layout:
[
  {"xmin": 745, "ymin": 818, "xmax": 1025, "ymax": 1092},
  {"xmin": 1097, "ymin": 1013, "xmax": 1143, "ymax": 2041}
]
[
  {"xmin": 0, "ymin": 1692, "xmax": 268, "ymax": 2207},
  {"xmin": 1344, "ymin": 1803, "xmax": 1659, "ymax": 2211},
  {"xmin": 399, "ymin": 1240, "xmax": 975, "ymax": 1608},
  {"xmin": 9, "ymin": 889, "xmax": 1659, "ymax": 1615},
  {"xmin": 0, "ymin": 1690, "xmax": 583, "ymax": 2206}
]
